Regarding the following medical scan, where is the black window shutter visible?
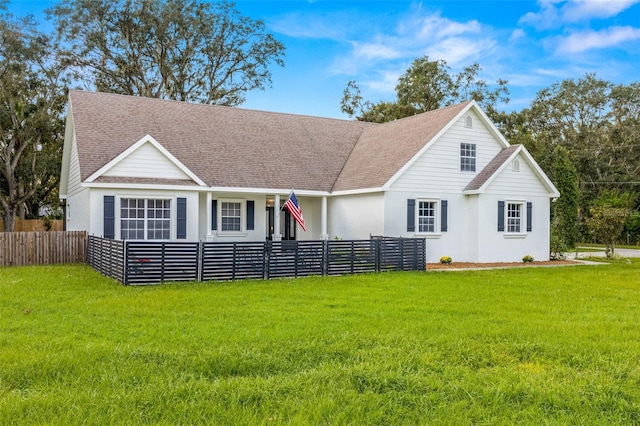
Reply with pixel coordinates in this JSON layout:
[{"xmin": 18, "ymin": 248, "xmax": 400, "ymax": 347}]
[
  {"xmin": 526, "ymin": 202, "xmax": 533, "ymax": 232},
  {"xmin": 177, "ymin": 197, "xmax": 187, "ymax": 239},
  {"xmin": 211, "ymin": 200, "xmax": 217, "ymax": 231},
  {"xmin": 246, "ymin": 200, "xmax": 255, "ymax": 230},
  {"xmin": 407, "ymin": 199, "xmax": 415, "ymax": 232},
  {"xmin": 497, "ymin": 201, "xmax": 505, "ymax": 232},
  {"xmin": 441, "ymin": 200, "xmax": 448, "ymax": 232},
  {"xmin": 104, "ymin": 195, "xmax": 115, "ymax": 239}
]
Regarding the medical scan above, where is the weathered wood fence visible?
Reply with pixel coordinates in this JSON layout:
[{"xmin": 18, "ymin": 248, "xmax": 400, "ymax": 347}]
[
  {"xmin": 0, "ymin": 231, "xmax": 87, "ymax": 267},
  {"xmin": 0, "ymin": 219, "xmax": 64, "ymax": 232},
  {"xmin": 87, "ymin": 236, "xmax": 427, "ymax": 285}
]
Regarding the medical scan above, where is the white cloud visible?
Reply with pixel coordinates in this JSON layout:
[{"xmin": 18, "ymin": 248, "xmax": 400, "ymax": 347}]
[
  {"xmin": 520, "ymin": 0, "xmax": 640, "ymax": 28},
  {"xmin": 556, "ymin": 26, "xmax": 640, "ymax": 53},
  {"xmin": 561, "ymin": 0, "xmax": 639, "ymax": 21},
  {"xmin": 352, "ymin": 41, "xmax": 402, "ymax": 61}
]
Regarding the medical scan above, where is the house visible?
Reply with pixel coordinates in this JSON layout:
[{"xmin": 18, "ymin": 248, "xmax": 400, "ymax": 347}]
[{"xmin": 60, "ymin": 90, "xmax": 559, "ymax": 263}]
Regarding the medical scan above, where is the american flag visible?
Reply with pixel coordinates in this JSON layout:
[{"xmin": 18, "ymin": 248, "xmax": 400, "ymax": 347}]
[{"xmin": 284, "ymin": 191, "xmax": 307, "ymax": 231}]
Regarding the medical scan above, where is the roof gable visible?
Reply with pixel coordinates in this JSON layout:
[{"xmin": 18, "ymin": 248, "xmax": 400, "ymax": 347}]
[
  {"xmin": 86, "ymin": 135, "xmax": 205, "ymax": 186},
  {"xmin": 464, "ymin": 144, "xmax": 560, "ymax": 197},
  {"xmin": 332, "ymin": 101, "xmax": 475, "ymax": 192}
]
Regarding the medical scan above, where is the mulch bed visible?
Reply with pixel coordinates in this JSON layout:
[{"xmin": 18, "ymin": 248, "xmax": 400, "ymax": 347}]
[{"xmin": 427, "ymin": 260, "xmax": 580, "ymax": 270}]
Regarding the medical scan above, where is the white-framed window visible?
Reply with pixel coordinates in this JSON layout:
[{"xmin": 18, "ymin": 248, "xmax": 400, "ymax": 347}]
[
  {"xmin": 121, "ymin": 198, "xmax": 171, "ymax": 240},
  {"xmin": 465, "ymin": 115, "xmax": 473, "ymax": 128},
  {"xmin": 418, "ymin": 200, "xmax": 437, "ymax": 233},
  {"xmin": 512, "ymin": 159, "xmax": 520, "ymax": 172},
  {"xmin": 460, "ymin": 143, "xmax": 476, "ymax": 172},
  {"xmin": 506, "ymin": 202, "xmax": 522, "ymax": 233},
  {"xmin": 220, "ymin": 200, "xmax": 242, "ymax": 232}
]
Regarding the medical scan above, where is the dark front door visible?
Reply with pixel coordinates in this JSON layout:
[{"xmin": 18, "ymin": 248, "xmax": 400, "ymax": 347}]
[{"xmin": 266, "ymin": 206, "xmax": 296, "ymax": 240}]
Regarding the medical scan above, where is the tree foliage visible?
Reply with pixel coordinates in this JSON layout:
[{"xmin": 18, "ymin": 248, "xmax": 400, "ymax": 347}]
[
  {"xmin": 502, "ymin": 74, "xmax": 640, "ymax": 210},
  {"xmin": 550, "ymin": 145, "xmax": 579, "ymax": 258},
  {"xmin": 48, "ymin": 0, "xmax": 285, "ymax": 106},
  {"xmin": 341, "ymin": 56, "xmax": 509, "ymax": 123},
  {"xmin": 585, "ymin": 206, "xmax": 631, "ymax": 257},
  {"xmin": 0, "ymin": 4, "xmax": 66, "ymax": 231}
]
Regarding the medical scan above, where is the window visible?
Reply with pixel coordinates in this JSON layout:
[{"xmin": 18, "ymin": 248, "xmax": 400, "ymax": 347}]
[
  {"xmin": 460, "ymin": 143, "xmax": 476, "ymax": 172},
  {"xmin": 418, "ymin": 201, "xmax": 436, "ymax": 233},
  {"xmin": 512, "ymin": 159, "xmax": 520, "ymax": 172},
  {"xmin": 507, "ymin": 202, "xmax": 522, "ymax": 233},
  {"xmin": 465, "ymin": 115, "xmax": 473, "ymax": 128},
  {"xmin": 221, "ymin": 201, "xmax": 241, "ymax": 231},
  {"xmin": 121, "ymin": 198, "xmax": 171, "ymax": 240}
]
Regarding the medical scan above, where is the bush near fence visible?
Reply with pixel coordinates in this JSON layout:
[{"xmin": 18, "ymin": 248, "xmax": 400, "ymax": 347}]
[
  {"xmin": 87, "ymin": 236, "xmax": 427, "ymax": 285},
  {"xmin": 0, "ymin": 231, "xmax": 87, "ymax": 267}
]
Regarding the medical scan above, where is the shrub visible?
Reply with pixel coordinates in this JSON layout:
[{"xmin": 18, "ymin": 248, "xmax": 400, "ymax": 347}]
[
  {"xmin": 522, "ymin": 255, "xmax": 534, "ymax": 263},
  {"xmin": 440, "ymin": 256, "xmax": 452, "ymax": 265}
]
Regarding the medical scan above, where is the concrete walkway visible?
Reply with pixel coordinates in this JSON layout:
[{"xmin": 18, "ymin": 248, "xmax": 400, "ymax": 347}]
[{"xmin": 567, "ymin": 247, "xmax": 640, "ymax": 260}]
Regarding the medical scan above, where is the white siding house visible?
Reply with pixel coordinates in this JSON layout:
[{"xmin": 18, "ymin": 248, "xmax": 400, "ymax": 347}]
[{"xmin": 60, "ymin": 91, "xmax": 559, "ymax": 263}]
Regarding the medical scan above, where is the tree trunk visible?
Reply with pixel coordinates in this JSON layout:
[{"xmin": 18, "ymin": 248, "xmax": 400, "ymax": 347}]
[{"xmin": 3, "ymin": 205, "xmax": 16, "ymax": 232}]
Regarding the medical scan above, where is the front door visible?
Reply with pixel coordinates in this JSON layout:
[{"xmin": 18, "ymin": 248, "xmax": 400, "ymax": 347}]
[{"xmin": 266, "ymin": 206, "xmax": 296, "ymax": 240}]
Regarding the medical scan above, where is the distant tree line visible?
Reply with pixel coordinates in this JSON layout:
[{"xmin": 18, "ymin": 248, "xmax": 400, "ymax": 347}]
[{"xmin": 342, "ymin": 57, "xmax": 640, "ymax": 252}]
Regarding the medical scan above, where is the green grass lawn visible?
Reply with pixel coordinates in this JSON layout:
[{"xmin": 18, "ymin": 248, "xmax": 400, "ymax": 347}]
[{"xmin": 1, "ymin": 262, "xmax": 639, "ymax": 425}]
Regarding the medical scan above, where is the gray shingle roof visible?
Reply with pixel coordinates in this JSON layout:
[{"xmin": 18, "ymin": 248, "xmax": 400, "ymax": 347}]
[
  {"xmin": 463, "ymin": 144, "xmax": 520, "ymax": 191},
  {"xmin": 332, "ymin": 101, "xmax": 472, "ymax": 191},
  {"xmin": 69, "ymin": 90, "xmax": 471, "ymax": 192}
]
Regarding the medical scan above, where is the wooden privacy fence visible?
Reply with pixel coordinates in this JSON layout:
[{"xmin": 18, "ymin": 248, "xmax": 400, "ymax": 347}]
[
  {"xmin": 0, "ymin": 219, "xmax": 64, "ymax": 232},
  {"xmin": 87, "ymin": 236, "xmax": 427, "ymax": 285},
  {"xmin": 0, "ymin": 231, "xmax": 87, "ymax": 267}
]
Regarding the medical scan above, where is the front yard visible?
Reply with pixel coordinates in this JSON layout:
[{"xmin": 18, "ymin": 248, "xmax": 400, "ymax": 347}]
[{"xmin": 1, "ymin": 261, "xmax": 639, "ymax": 424}]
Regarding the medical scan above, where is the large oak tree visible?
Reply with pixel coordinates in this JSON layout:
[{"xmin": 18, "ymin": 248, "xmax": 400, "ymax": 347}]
[
  {"xmin": 0, "ymin": 5, "xmax": 65, "ymax": 231},
  {"xmin": 48, "ymin": 0, "xmax": 285, "ymax": 106}
]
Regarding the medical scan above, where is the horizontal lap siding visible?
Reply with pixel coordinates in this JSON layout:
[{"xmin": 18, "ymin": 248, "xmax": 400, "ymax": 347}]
[
  {"xmin": 103, "ymin": 142, "xmax": 190, "ymax": 180},
  {"xmin": 392, "ymin": 113, "xmax": 502, "ymax": 192},
  {"xmin": 486, "ymin": 159, "xmax": 550, "ymax": 196}
]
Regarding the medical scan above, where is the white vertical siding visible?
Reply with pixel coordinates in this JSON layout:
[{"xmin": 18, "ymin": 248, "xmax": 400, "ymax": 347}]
[{"xmin": 103, "ymin": 142, "xmax": 191, "ymax": 180}]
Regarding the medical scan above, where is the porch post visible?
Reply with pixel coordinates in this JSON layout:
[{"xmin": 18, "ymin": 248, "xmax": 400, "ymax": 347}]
[
  {"xmin": 321, "ymin": 196, "xmax": 329, "ymax": 240},
  {"xmin": 206, "ymin": 192, "xmax": 214, "ymax": 241},
  {"xmin": 273, "ymin": 194, "xmax": 282, "ymax": 241}
]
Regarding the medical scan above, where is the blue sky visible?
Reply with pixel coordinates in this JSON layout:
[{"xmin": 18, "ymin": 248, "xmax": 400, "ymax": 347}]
[{"xmin": 8, "ymin": 0, "xmax": 640, "ymax": 118}]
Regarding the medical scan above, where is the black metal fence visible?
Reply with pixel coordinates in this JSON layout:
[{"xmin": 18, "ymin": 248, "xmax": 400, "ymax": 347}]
[{"xmin": 87, "ymin": 236, "xmax": 426, "ymax": 285}]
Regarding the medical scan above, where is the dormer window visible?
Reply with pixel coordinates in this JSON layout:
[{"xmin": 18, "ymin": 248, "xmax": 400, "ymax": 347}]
[
  {"xmin": 460, "ymin": 143, "xmax": 476, "ymax": 172},
  {"xmin": 465, "ymin": 115, "xmax": 473, "ymax": 128}
]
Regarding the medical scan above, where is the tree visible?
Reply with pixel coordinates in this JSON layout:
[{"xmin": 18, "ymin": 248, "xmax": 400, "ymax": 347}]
[
  {"xmin": 503, "ymin": 74, "xmax": 640, "ymax": 210},
  {"xmin": 549, "ymin": 145, "xmax": 579, "ymax": 258},
  {"xmin": 48, "ymin": 0, "xmax": 285, "ymax": 106},
  {"xmin": 0, "ymin": 5, "xmax": 65, "ymax": 231},
  {"xmin": 585, "ymin": 206, "xmax": 630, "ymax": 257},
  {"xmin": 340, "ymin": 56, "xmax": 509, "ymax": 123}
]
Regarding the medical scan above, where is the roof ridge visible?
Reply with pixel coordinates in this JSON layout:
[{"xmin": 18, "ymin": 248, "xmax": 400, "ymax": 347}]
[{"xmin": 69, "ymin": 89, "xmax": 371, "ymax": 124}]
